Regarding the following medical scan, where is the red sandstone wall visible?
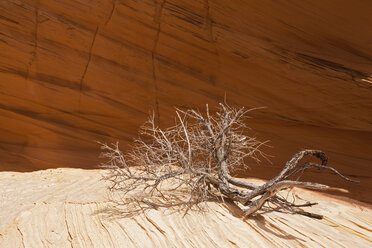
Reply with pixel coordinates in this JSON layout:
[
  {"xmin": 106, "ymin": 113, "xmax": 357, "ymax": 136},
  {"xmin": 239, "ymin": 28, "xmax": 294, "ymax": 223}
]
[{"xmin": 0, "ymin": 0, "xmax": 371, "ymax": 202}]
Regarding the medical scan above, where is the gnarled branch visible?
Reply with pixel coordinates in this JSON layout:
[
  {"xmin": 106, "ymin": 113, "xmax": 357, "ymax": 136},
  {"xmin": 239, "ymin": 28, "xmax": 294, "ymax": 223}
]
[{"xmin": 100, "ymin": 103, "xmax": 357, "ymax": 219}]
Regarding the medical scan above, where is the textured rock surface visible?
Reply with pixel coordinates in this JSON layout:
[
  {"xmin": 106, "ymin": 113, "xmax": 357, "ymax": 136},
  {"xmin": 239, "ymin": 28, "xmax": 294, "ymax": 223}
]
[
  {"xmin": 0, "ymin": 168, "xmax": 371, "ymax": 247},
  {"xmin": 0, "ymin": 0, "xmax": 371, "ymax": 202}
]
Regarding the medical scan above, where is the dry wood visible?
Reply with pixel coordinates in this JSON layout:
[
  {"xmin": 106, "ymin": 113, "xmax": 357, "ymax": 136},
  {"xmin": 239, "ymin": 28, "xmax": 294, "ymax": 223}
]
[{"xmin": 100, "ymin": 103, "xmax": 357, "ymax": 219}]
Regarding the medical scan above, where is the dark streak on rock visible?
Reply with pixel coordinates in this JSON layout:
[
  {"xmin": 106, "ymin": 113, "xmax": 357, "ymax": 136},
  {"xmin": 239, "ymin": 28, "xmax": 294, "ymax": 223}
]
[
  {"xmin": 204, "ymin": 0, "xmax": 219, "ymax": 86},
  {"xmin": 0, "ymin": 32, "xmax": 11, "ymax": 38},
  {"xmin": 204, "ymin": 0, "xmax": 214, "ymax": 42},
  {"xmin": 25, "ymin": 8, "xmax": 39, "ymax": 81},
  {"xmin": 1, "ymin": 67, "xmax": 57, "ymax": 87},
  {"xmin": 0, "ymin": 65, "xmax": 84, "ymax": 91},
  {"xmin": 0, "ymin": 101, "xmax": 132, "ymax": 141},
  {"xmin": 166, "ymin": 2, "xmax": 204, "ymax": 27},
  {"xmin": 263, "ymin": 47, "xmax": 371, "ymax": 88},
  {"xmin": 156, "ymin": 54, "xmax": 213, "ymax": 85},
  {"xmin": 295, "ymin": 53, "xmax": 370, "ymax": 80},
  {"xmin": 114, "ymin": 5, "xmax": 217, "ymax": 55},
  {"xmin": 1, "ymin": 49, "xmax": 153, "ymax": 93},
  {"xmin": 169, "ymin": 12, "xmax": 203, "ymax": 27},
  {"xmin": 78, "ymin": 26, "xmax": 99, "ymax": 113},
  {"xmin": 92, "ymin": 54, "xmax": 150, "ymax": 85},
  {"xmin": 117, "ymin": 1, "xmax": 138, "ymax": 12},
  {"xmin": 0, "ymin": 14, "xmax": 20, "ymax": 25},
  {"xmin": 15, "ymin": 1, "xmax": 216, "ymax": 63},
  {"xmin": 232, "ymin": 51, "xmax": 248, "ymax": 59},
  {"xmin": 105, "ymin": 0, "xmax": 117, "ymax": 26},
  {"xmin": 152, "ymin": 0, "xmax": 166, "ymax": 124},
  {"xmin": 328, "ymin": 39, "xmax": 372, "ymax": 63},
  {"xmin": 94, "ymin": 92, "xmax": 148, "ymax": 117},
  {"xmin": 11, "ymin": 1, "xmax": 33, "ymax": 11},
  {"xmin": 39, "ymin": 7, "xmax": 96, "ymax": 33},
  {"xmin": 0, "ymin": 89, "xmax": 140, "ymax": 130}
]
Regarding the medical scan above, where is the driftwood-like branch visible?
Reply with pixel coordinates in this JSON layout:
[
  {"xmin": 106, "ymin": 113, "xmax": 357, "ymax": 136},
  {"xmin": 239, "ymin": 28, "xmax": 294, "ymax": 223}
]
[{"xmin": 100, "ymin": 103, "xmax": 357, "ymax": 219}]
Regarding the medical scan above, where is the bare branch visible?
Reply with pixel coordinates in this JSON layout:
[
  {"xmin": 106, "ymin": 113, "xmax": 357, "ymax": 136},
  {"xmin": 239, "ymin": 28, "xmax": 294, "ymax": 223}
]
[{"xmin": 100, "ymin": 103, "xmax": 357, "ymax": 219}]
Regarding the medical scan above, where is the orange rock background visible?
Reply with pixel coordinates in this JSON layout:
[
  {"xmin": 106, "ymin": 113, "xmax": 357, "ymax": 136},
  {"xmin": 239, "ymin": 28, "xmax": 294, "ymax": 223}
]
[{"xmin": 0, "ymin": 0, "xmax": 371, "ymax": 202}]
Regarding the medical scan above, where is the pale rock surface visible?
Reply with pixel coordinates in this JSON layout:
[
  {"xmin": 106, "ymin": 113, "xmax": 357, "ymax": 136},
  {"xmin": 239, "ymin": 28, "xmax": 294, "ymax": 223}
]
[{"xmin": 0, "ymin": 168, "xmax": 371, "ymax": 247}]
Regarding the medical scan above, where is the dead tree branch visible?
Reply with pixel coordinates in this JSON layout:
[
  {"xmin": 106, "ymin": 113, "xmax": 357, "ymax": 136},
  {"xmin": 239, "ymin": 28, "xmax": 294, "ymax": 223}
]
[{"xmin": 100, "ymin": 103, "xmax": 357, "ymax": 218}]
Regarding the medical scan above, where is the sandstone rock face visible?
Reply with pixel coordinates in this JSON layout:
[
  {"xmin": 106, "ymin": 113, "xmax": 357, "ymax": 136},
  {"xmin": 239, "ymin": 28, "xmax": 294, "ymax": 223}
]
[
  {"xmin": 0, "ymin": 1, "xmax": 371, "ymax": 202},
  {"xmin": 0, "ymin": 168, "xmax": 371, "ymax": 247}
]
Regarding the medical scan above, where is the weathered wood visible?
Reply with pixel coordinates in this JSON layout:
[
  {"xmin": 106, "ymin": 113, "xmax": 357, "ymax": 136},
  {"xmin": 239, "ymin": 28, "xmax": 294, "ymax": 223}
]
[{"xmin": 101, "ymin": 103, "xmax": 357, "ymax": 218}]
